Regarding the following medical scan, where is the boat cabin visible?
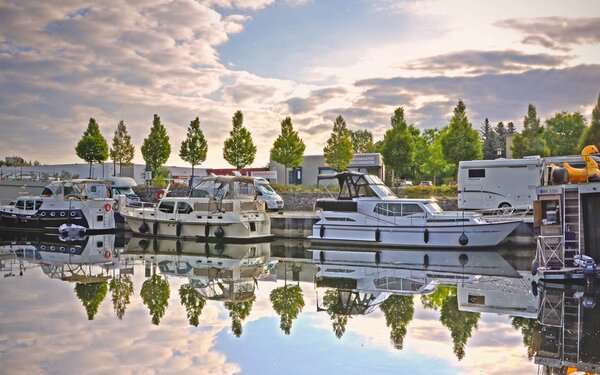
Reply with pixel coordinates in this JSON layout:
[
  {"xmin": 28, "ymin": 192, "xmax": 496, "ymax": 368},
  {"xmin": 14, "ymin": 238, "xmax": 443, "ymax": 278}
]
[
  {"xmin": 190, "ymin": 175, "xmax": 257, "ymax": 200},
  {"xmin": 41, "ymin": 179, "xmax": 109, "ymax": 200}
]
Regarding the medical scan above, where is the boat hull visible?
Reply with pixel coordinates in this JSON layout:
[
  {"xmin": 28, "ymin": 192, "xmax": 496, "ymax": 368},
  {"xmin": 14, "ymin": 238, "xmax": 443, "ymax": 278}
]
[
  {"xmin": 124, "ymin": 214, "xmax": 272, "ymax": 242},
  {"xmin": 309, "ymin": 220, "xmax": 521, "ymax": 248}
]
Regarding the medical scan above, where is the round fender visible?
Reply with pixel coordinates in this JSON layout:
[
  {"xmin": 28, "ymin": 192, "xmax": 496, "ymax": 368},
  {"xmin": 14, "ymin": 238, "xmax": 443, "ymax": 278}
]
[
  {"xmin": 138, "ymin": 239, "xmax": 149, "ymax": 251},
  {"xmin": 214, "ymin": 226, "xmax": 225, "ymax": 238},
  {"xmin": 153, "ymin": 221, "xmax": 159, "ymax": 235},
  {"xmin": 139, "ymin": 222, "xmax": 149, "ymax": 234},
  {"xmin": 459, "ymin": 232, "xmax": 469, "ymax": 246}
]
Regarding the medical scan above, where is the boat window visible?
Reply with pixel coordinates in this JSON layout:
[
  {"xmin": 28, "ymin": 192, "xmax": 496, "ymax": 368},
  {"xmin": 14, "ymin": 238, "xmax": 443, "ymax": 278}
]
[
  {"xmin": 256, "ymin": 184, "xmax": 277, "ymax": 196},
  {"xmin": 40, "ymin": 187, "xmax": 54, "ymax": 196},
  {"xmin": 177, "ymin": 202, "xmax": 193, "ymax": 214},
  {"xmin": 468, "ymin": 169, "xmax": 486, "ymax": 178},
  {"xmin": 190, "ymin": 179, "xmax": 229, "ymax": 199},
  {"xmin": 158, "ymin": 201, "xmax": 175, "ymax": 214},
  {"xmin": 402, "ymin": 204, "xmax": 424, "ymax": 216},
  {"xmin": 234, "ymin": 181, "xmax": 255, "ymax": 199},
  {"xmin": 25, "ymin": 200, "xmax": 35, "ymax": 210},
  {"xmin": 374, "ymin": 203, "xmax": 389, "ymax": 215},
  {"xmin": 112, "ymin": 187, "xmax": 136, "ymax": 196},
  {"xmin": 15, "ymin": 200, "xmax": 25, "ymax": 209},
  {"xmin": 35, "ymin": 201, "xmax": 42, "ymax": 210},
  {"xmin": 423, "ymin": 202, "xmax": 443, "ymax": 212}
]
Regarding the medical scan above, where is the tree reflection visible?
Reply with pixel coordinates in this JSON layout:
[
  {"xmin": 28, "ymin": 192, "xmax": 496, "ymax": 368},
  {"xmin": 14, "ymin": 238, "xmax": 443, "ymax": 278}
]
[
  {"xmin": 270, "ymin": 284, "xmax": 305, "ymax": 335},
  {"xmin": 109, "ymin": 274, "xmax": 134, "ymax": 320},
  {"xmin": 179, "ymin": 283, "xmax": 206, "ymax": 327},
  {"xmin": 224, "ymin": 296, "xmax": 256, "ymax": 337},
  {"xmin": 140, "ymin": 267, "xmax": 170, "ymax": 325},
  {"xmin": 379, "ymin": 295, "xmax": 414, "ymax": 350},
  {"xmin": 322, "ymin": 289, "xmax": 350, "ymax": 339},
  {"xmin": 422, "ymin": 285, "xmax": 480, "ymax": 360},
  {"xmin": 75, "ymin": 281, "xmax": 108, "ymax": 320},
  {"xmin": 511, "ymin": 317, "xmax": 540, "ymax": 360}
]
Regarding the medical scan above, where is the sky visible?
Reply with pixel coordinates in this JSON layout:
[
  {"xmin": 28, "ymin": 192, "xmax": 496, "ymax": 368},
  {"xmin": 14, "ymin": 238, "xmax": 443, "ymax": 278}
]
[{"xmin": 1, "ymin": 0, "xmax": 599, "ymax": 168}]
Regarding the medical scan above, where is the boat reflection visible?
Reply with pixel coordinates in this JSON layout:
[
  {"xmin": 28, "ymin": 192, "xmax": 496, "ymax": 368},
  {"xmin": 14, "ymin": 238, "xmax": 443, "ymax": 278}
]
[
  {"xmin": 123, "ymin": 236, "xmax": 273, "ymax": 333},
  {"xmin": 310, "ymin": 247, "xmax": 539, "ymax": 357}
]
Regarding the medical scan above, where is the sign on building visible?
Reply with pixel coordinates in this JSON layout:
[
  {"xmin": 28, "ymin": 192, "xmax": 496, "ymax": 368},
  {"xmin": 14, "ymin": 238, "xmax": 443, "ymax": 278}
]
[{"xmin": 251, "ymin": 170, "xmax": 278, "ymax": 180}]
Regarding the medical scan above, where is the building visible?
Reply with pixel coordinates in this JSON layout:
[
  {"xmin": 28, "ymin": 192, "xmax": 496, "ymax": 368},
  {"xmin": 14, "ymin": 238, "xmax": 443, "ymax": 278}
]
[{"xmin": 270, "ymin": 153, "xmax": 384, "ymax": 186}]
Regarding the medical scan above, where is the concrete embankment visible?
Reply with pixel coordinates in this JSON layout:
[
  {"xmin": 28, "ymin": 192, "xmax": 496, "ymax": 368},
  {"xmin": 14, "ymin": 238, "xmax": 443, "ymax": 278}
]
[{"xmin": 0, "ymin": 181, "xmax": 45, "ymax": 202}]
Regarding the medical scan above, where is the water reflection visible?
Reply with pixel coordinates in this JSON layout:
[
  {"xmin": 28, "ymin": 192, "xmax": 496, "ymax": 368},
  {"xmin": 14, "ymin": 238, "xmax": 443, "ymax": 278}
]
[{"xmin": 0, "ymin": 231, "xmax": 599, "ymax": 373}]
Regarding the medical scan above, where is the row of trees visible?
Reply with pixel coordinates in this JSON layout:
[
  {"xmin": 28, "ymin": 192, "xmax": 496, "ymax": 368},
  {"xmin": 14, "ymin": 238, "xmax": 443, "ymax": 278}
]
[{"xmin": 75, "ymin": 93, "xmax": 600, "ymax": 185}]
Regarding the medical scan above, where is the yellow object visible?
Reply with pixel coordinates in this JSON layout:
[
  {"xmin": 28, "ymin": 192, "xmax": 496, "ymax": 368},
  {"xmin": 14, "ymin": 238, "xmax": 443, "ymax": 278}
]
[{"xmin": 563, "ymin": 145, "xmax": 600, "ymax": 184}]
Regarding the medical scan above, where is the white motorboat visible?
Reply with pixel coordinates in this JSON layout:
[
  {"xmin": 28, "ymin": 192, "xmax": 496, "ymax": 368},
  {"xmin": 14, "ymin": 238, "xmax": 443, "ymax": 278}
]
[
  {"xmin": 309, "ymin": 172, "xmax": 522, "ymax": 248},
  {"xmin": 121, "ymin": 175, "xmax": 272, "ymax": 241},
  {"xmin": 0, "ymin": 179, "xmax": 116, "ymax": 232}
]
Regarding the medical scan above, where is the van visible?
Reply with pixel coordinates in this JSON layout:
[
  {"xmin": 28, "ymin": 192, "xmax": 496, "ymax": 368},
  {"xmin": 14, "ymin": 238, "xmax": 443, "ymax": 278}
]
[
  {"xmin": 253, "ymin": 177, "xmax": 284, "ymax": 211},
  {"xmin": 104, "ymin": 176, "xmax": 141, "ymax": 207}
]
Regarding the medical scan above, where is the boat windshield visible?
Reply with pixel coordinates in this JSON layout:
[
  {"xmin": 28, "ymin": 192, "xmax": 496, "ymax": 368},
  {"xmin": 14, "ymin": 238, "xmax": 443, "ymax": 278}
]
[
  {"xmin": 362, "ymin": 175, "xmax": 397, "ymax": 199},
  {"xmin": 190, "ymin": 179, "xmax": 230, "ymax": 198},
  {"xmin": 423, "ymin": 201, "xmax": 443, "ymax": 213},
  {"xmin": 111, "ymin": 187, "xmax": 136, "ymax": 197}
]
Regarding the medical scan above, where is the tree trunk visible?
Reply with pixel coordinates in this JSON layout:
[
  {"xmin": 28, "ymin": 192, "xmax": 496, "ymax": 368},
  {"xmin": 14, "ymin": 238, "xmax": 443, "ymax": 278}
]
[
  {"xmin": 89, "ymin": 162, "xmax": 92, "ymax": 178},
  {"xmin": 284, "ymin": 166, "xmax": 288, "ymax": 187},
  {"xmin": 113, "ymin": 160, "xmax": 116, "ymax": 176},
  {"xmin": 190, "ymin": 164, "xmax": 195, "ymax": 187}
]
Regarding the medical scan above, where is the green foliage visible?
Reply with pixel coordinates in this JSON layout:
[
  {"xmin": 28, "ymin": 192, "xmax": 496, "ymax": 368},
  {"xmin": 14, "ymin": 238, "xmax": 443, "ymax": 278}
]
[
  {"xmin": 349, "ymin": 129, "xmax": 375, "ymax": 153},
  {"xmin": 151, "ymin": 165, "xmax": 171, "ymax": 188},
  {"xmin": 494, "ymin": 121, "xmax": 507, "ymax": 158},
  {"xmin": 224, "ymin": 296, "xmax": 256, "ymax": 338},
  {"xmin": 141, "ymin": 114, "xmax": 171, "ymax": 176},
  {"xmin": 75, "ymin": 118, "xmax": 109, "ymax": 177},
  {"xmin": 270, "ymin": 183, "xmax": 337, "ymax": 193},
  {"xmin": 511, "ymin": 317, "xmax": 540, "ymax": 360},
  {"xmin": 544, "ymin": 112, "xmax": 587, "ymax": 156},
  {"xmin": 270, "ymin": 284, "xmax": 305, "ymax": 335},
  {"xmin": 511, "ymin": 104, "xmax": 550, "ymax": 158},
  {"xmin": 179, "ymin": 283, "xmax": 206, "ymax": 327},
  {"xmin": 323, "ymin": 115, "xmax": 354, "ymax": 172},
  {"xmin": 322, "ymin": 289, "xmax": 350, "ymax": 339},
  {"xmin": 480, "ymin": 118, "xmax": 498, "ymax": 160},
  {"xmin": 578, "ymin": 93, "xmax": 600, "ymax": 150},
  {"xmin": 179, "ymin": 117, "xmax": 208, "ymax": 179},
  {"xmin": 401, "ymin": 185, "xmax": 457, "ymax": 198},
  {"xmin": 109, "ymin": 274, "xmax": 134, "ymax": 320},
  {"xmin": 75, "ymin": 281, "xmax": 108, "ymax": 320},
  {"xmin": 380, "ymin": 295, "xmax": 414, "ymax": 350},
  {"xmin": 420, "ymin": 138, "xmax": 453, "ymax": 185},
  {"xmin": 140, "ymin": 271, "xmax": 170, "ymax": 325},
  {"xmin": 223, "ymin": 110, "xmax": 257, "ymax": 170},
  {"xmin": 420, "ymin": 285, "xmax": 456, "ymax": 310},
  {"xmin": 506, "ymin": 121, "xmax": 517, "ymax": 135},
  {"xmin": 110, "ymin": 120, "xmax": 135, "ymax": 175},
  {"xmin": 439, "ymin": 100, "xmax": 482, "ymax": 175},
  {"xmin": 270, "ymin": 117, "xmax": 306, "ymax": 186},
  {"xmin": 381, "ymin": 107, "xmax": 417, "ymax": 179}
]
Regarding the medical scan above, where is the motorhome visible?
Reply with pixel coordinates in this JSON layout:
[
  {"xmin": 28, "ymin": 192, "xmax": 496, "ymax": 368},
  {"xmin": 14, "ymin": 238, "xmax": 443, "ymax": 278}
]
[
  {"xmin": 253, "ymin": 177, "xmax": 284, "ymax": 211},
  {"xmin": 458, "ymin": 157, "xmax": 544, "ymax": 210}
]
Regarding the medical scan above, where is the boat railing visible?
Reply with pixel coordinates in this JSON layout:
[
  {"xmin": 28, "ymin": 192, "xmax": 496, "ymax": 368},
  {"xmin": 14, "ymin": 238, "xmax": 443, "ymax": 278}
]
[
  {"xmin": 536, "ymin": 235, "xmax": 565, "ymax": 271},
  {"xmin": 478, "ymin": 205, "xmax": 531, "ymax": 223}
]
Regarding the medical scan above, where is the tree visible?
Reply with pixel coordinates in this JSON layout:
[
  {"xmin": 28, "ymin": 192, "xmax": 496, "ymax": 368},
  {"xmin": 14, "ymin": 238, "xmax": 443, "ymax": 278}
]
[
  {"xmin": 224, "ymin": 296, "xmax": 256, "ymax": 337},
  {"xmin": 511, "ymin": 104, "xmax": 550, "ymax": 158},
  {"xmin": 270, "ymin": 284, "xmax": 305, "ymax": 335},
  {"xmin": 379, "ymin": 295, "xmax": 414, "ymax": 350},
  {"xmin": 140, "ymin": 267, "xmax": 170, "ymax": 325},
  {"xmin": 109, "ymin": 274, "xmax": 134, "ymax": 320},
  {"xmin": 545, "ymin": 112, "xmax": 586, "ymax": 156},
  {"xmin": 381, "ymin": 107, "xmax": 417, "ymax": 180},
  {"xmin": 75, "ymin": 281, "xmax": 108, "ymax": 320},
  {"xmin": 75, "ymin": 118, "xmax": 109, "ymax": 178},
  {"xmin": 480, "ymin": 118, "xmax": 497, "ymax": 160},
  {"xmin": 349, "ymin": 129, "xmax": 375, "ymax": 153},
  {"xmin": 270, "ymin": 117, "xmax": 306, "ymax": 186},
  {"xmin": 421, "ymin": 138, "xmax": 452, "ymax": 184},
  {"xmin": 109, "ymin": 120, "xmax": 135, "ymax": 176},
  {"xmin": 511, "ymin": 317, "xmax": 540, "ymax": 360},
  {"xmin": 179, "ymin": 117, "xmax": 208, "ymax": 182},
  {"xmin": 439, "ymin": 100, "xmax": 482, "ymax": 175},
  {"xmin": 507, "ymin": 121, "xmax": 517, "ymax": 135},
  {"xmin": 141, "ymin": 114, "xmax": 171, "ymax": 178},
  {"xmin": 578, "ymin": 93, "xmax": 600, "ymax": 150},
  {"xmin": 223, "ymin": 110, "xmax": 257, "ymax": 170},
  {"xmin": 323, "ymin": 115, "xmax": 354, "ymax": 172},
  {"xmin": 494, "ymin": 122, "xmax": 507, "ymax": 158},
  {"xmin": 322, "ymin": 289, "xmax": 350, "ymax": 339},
  {"xmin": 179, "ymin": 283, "xmax": 206, "ymax": 327}
]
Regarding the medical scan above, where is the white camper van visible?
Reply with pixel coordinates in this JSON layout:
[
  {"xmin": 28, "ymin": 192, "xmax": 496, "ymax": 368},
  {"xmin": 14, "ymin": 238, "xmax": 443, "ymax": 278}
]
[
  {"xmin": 104, "ymin": 177, "xmax": 140, "ymax": 206},
  {"xmin": 458, "ymin": 157, "xmax": 544, "ymax": 210},
  {"xmin": 253, "ymin": 177, "xmax": 284, "ymax": 211}
]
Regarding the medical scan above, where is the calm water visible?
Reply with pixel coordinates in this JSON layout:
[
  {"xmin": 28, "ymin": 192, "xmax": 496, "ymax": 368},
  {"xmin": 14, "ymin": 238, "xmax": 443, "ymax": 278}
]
[{"xmin": 1, "ymin": 231, "xmax": 599, "ymax": 375}]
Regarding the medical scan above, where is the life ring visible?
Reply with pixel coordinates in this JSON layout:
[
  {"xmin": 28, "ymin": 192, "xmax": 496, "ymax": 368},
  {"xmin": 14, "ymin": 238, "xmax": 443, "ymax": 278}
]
[
  {"xmin": 156, "ymin": 189, "xmax": 165, "ymax": 201},
  {"xmin": 104, "ymin": 250, "xmax": 111, "ymax": 259},
  {"xmin": 104, "ymin": 203, "xmax": 112, "ymax": 212}
]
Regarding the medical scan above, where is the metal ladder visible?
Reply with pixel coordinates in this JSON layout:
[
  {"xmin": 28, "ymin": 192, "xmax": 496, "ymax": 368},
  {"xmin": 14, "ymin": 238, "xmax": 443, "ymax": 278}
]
[{"xmin": 563, "ymin": 188, "xmax": 582, "ymax": 265}]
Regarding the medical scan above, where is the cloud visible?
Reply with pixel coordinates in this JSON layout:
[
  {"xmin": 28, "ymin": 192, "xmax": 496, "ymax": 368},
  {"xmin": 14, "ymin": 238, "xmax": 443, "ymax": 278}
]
[
  {"xmin": 495, "ymin": 17, "xmax": 600, "ymax": 51},
  {"xmin": 286, "ymin": 87, "xmax": 348, "ymax": 114},
  {"xmin": 405, "ymin": 50, "xmax": 572, "ymax": 75}
]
